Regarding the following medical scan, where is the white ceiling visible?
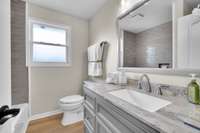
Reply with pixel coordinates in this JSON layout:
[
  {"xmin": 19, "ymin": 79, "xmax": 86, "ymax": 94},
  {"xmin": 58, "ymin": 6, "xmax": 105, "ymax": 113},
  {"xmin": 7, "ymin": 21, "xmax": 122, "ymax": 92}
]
[
  {"xmin": 119, "ymin": 0, "xmax": 173, "ymax": 33},
  {"xmin": 29, "ymin": 0, "xmax": 108, "ymax": 19}
]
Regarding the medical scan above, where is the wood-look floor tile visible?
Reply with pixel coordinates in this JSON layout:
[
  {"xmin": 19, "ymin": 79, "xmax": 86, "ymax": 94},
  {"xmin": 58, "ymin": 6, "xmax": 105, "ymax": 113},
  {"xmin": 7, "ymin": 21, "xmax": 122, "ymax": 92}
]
[{"xmin": 26, "ymin": 115, "xmax": 84, "ymax": 133}]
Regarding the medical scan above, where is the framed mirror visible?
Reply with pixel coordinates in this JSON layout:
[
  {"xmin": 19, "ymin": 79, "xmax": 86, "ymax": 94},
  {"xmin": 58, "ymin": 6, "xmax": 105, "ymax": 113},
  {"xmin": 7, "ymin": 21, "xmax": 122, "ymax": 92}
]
[{"xmin": 118, "ymin": 0, "xmax": 174, "ymax": 71}]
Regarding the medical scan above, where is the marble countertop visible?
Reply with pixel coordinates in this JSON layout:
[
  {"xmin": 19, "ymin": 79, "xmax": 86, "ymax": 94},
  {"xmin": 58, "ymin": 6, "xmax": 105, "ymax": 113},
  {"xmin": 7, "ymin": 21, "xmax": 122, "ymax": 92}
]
[{"xmin": 83, "ymin": 80, "xmax": 200, "ymax": 133}]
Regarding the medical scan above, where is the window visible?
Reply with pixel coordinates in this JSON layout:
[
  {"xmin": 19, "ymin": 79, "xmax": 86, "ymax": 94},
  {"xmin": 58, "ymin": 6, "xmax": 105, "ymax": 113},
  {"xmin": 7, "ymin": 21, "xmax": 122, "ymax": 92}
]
[{"xmin": 28, "ymin": 19, "xmax": 71, "ymax": 67}]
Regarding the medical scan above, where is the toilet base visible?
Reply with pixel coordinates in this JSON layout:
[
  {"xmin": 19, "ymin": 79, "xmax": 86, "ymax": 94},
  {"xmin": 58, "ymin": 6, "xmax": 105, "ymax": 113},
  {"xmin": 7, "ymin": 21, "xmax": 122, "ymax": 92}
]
[{"xmin": 61, "ymin": 111, "xmax": 83, "ymax": 126}]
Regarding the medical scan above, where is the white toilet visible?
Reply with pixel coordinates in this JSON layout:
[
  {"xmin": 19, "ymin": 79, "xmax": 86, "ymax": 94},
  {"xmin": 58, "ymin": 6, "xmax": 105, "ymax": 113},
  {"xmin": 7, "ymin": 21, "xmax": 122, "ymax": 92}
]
[{"xmin": 59, "ymin": 95, "xmax": 84, "ymax": 126}]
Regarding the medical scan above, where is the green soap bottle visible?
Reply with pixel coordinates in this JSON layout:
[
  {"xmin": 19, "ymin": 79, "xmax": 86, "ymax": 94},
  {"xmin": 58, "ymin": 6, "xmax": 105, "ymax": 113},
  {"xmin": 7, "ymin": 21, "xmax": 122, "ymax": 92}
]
[{"xmin": 187, "ymin": 74, "xmax": 200, "ymax": 104}]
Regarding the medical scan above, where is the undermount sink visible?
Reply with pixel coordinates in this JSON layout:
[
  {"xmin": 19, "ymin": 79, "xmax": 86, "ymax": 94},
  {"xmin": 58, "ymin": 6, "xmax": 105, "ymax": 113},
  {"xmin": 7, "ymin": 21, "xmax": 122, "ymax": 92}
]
[{"xmin": 109, "ymin": 89, "xmax": 171, "ymax": 112}]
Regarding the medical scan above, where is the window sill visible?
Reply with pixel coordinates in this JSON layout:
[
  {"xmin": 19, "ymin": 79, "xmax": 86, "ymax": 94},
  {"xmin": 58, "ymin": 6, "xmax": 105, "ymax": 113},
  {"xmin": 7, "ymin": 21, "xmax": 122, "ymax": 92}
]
[{"xmin": 27, "ymin": 63, "xmax": 72, "ymax": 67}]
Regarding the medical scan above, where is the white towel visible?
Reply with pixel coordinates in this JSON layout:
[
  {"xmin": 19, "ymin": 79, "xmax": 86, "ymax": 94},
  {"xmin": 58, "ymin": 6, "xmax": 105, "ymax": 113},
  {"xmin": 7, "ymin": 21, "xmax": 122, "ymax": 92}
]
[
  {"xmin": 88, "ymin": 43, "xmax": 104, "ymax": 76},
  {"xmin": 88, "ymin": 62, "xmax": 103, "ymax": 76},
  {"xmin": 88, "ymin": 43, "xmax": 104, "ymax": 62}
]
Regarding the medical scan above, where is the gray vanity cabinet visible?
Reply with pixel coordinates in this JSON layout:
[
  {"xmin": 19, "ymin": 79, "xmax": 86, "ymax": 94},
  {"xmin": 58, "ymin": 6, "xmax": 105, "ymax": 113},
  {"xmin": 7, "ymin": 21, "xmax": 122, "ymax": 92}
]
[
  {"xmin": 83, "ymin": 86, "xmax": 160, "ymax": 133},
  {"xmin": 96, "ymin": 117, "xmax": 113, "ymax": 133},
  {"xmin": 96, "ymin": 99, "xmax": 142, "ymax": 133},
  {"xmin": 83, "ymin": 87, "xmax": 96, "ymax": 133}
]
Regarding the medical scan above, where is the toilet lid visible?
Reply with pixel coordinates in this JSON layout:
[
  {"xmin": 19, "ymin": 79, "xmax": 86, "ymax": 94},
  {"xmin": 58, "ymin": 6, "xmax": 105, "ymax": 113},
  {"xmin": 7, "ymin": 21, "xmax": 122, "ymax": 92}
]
[{"xmin": 60, "ymin": 95, "xmax": 84, "ymax": 104}]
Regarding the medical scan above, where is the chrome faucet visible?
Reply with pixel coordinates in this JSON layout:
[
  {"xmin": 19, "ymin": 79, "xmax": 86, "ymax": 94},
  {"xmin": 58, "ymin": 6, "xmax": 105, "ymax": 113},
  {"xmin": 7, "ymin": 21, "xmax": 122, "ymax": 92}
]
[
  {"xmin": 137, "ymin": 74, "xmax": 152, "ymax": 92},
  {"xmin": 157, "ymin": 84, "xmax": 169, "ymax": 96}
]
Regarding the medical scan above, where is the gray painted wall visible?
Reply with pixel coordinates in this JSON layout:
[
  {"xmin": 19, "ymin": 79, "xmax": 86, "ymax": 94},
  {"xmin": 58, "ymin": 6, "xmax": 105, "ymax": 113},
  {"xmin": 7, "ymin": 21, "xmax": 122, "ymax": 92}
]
[
  {"xmin": 11, "ymin": 0, "xmax": 29, "ymax": 105},
  {"xmin": 29, "ymin": 4, "xmax": 89, "ymax": 115},
  {"xmin": 124, "ymin": 22, "xmax": 172, "ymax": 68}
]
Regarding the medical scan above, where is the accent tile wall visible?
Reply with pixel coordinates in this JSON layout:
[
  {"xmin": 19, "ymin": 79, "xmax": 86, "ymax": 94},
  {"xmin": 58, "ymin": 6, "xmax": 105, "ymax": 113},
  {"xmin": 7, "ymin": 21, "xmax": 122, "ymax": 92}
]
[
  {"xmin": 124, "ymin": 22, "xmax": 172, "ymax": 68},
  {"xmin": 11, "ymin": 0, "xmax": 29, "ymax": 105},
  {"xmin": 124, "ymin": 31, "xmax": 137, "ymax": 67}
]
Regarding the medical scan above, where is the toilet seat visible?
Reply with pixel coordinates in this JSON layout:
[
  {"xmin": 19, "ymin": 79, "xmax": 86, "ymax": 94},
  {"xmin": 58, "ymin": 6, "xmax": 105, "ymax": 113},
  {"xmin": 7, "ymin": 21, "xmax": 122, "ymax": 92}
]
[
  {"xmin": 60, "ymin": 102, "xmax": 83, "ymax": 111},
  {"xmin": 59, "ymin": 95, "xmax": 84, "ymax": 111},
  {"xmin": 60, "ymin": 95, "xmax": 84, "ymax": 104}
]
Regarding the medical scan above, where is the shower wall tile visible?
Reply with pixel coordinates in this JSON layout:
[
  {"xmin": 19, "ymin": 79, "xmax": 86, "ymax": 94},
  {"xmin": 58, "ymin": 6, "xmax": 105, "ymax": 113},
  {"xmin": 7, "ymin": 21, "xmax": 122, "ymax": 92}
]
[
  {"xmin": 11, "ymin": 0, "xmax": 29, "ymax": 105},
  {"xmin": 123, "ymin": 31, "xmax": 137, "ymax": 67},
  {"xmin": 124, "ymin": 22, "xmax": 172, "ymax": 68}
]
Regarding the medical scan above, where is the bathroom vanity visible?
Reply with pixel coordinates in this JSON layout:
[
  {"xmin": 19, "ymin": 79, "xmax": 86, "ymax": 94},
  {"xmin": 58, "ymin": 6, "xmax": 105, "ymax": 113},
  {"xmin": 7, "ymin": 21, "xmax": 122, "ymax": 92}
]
[
  {"xmin": 83, "ymin": 85, "xmax": 159, "ymax": 133},
  {"xmin": 83, "ymin": 81, "xmax": 200, "ymax": 133}
]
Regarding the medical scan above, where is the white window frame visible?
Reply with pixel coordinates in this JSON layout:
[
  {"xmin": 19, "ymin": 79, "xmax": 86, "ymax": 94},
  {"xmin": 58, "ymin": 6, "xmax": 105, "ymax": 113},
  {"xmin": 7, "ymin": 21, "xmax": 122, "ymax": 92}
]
[{"xmin": 27, "ymin": 18, "xmax": 72, "ymax": 67}]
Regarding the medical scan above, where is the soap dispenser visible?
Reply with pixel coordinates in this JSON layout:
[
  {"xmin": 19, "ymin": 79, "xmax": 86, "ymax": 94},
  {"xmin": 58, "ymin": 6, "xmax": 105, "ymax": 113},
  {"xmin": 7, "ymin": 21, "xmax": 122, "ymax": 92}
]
[{"xmin": 187, "ymin": 74, "xmax": 200, "ymax": 104}]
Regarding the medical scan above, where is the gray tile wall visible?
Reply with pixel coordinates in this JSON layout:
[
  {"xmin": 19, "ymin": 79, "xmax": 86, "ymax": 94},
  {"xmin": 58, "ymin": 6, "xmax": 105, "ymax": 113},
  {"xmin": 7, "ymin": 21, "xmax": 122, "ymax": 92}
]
[
  {"xmin": 11, "ymin": 0, "xmax": 29, "ymax": 105},
  {"xmin": 123, "ymin": 31, "xmax": 137, "ymax": 67},
  {"xmin": 124, "ymin": 22, "xmax": 172, "ymax": 68}
]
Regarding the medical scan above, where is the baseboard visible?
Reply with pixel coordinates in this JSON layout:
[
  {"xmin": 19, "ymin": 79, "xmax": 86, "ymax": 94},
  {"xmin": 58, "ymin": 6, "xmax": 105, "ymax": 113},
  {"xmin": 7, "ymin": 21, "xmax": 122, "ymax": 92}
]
[{"xmin": 30, "ymin": 110, "xmax": 62, "ymax": 121}]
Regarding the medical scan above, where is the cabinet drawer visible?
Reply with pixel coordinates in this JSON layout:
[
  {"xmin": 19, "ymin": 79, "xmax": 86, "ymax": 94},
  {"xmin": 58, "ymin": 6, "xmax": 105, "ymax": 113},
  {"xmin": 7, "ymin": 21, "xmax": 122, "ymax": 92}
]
[
  {"xmin": 84, "ymin": 87, "xmax": 96, "ymax": 110},
  {"xmin": 84, "ymin": 104, "xmax": 95, "ymax": 131},
  {"xmin": 84, "ymin": 120, "xmax": 94, "ymax": 133},
  {"xmin": 96, "ymin": 117, "xmax": 113, "ymax": 133}
]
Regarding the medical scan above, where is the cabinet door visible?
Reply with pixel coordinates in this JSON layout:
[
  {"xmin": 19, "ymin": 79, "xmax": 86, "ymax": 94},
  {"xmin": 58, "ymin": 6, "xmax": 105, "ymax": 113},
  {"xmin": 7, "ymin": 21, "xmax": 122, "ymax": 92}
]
[
  {"xmin": 83, "ymin": 87, "xmax": 96, "ymax": 111},
  {"xmin": 96, "ymin": 104, "xmax": 143, "ymax": 133},
  {"xmin": 85, "ymin": 121, "xmax": 94, "ymax": 133},
  {"xmin": 84, "ymin": 104, "xmax": 95, "ymax": 132},
  {"xmin": 96, "ymin": 117, "xmax": 112, "ymax": 133}
]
